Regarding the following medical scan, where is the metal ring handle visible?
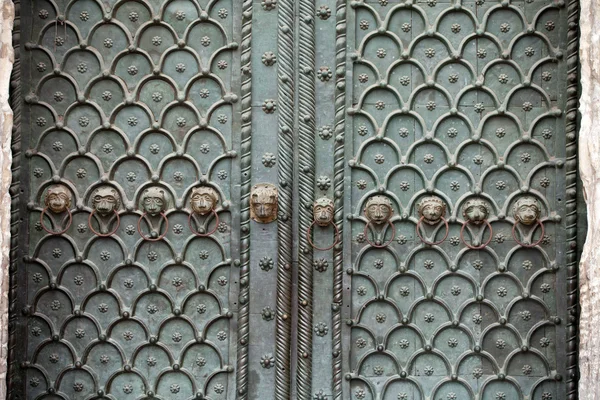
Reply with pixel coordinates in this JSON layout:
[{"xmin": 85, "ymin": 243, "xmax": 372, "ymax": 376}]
[
  {"xmin": 137, "ymin": 212, "xmax": 169, "ymax": 242},
  {"xmin": 363, "ymin": 220, "xmax": 395, "ymax": 248},
  {"xmin": 511, "ymin": 219, "xmax": 544, "ymax": 248},
  {"xmin": 306, "ymin": 220, "xmax": 340, "ymax": 251},
  {"xmin": 88, "ymin": 209, "xmax": 120, "ymax": 237},
  {"xmin": 460, "ymin": 219, "xmax": 493, "ymax": 250},
  {"xmin": 188, "ymin": 209, "xmax": 219, "ymax": 237},
  {"xmin": 40, "ymin": 207, "xmax": 72, "ymax": 235},
  {"xmin": 416, "ymin": 216, "xmax": 449, "ymax": 246}
]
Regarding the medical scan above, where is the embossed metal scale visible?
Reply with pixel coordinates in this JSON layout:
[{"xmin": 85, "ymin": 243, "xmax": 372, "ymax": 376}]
[{"xmin": 11, "ymin": 0, "xmax": 577, "ymax": 398}]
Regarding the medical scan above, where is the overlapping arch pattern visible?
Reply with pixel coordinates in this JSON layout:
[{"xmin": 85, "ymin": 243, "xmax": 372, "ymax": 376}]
[{"xmin": 345, "ymin": 0, "xmax": 568, "ymax": 399}]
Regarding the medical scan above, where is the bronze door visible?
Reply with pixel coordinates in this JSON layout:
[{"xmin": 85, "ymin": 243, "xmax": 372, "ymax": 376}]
[{"xmin": 9, "ymin": 0, "xmax": 579, "ymax": 399}]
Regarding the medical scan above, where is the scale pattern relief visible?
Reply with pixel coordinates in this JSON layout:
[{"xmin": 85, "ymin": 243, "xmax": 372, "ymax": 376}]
[
  {"xmin": 346, "ymin": 0, "xmax": 568, "ymax": 399},
  {"xmin": 20, "ymin": 0, "xmax": 241, "ymax": 398}
]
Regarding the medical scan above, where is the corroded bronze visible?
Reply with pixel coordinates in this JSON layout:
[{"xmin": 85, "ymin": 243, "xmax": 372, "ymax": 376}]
[
  {"xmin": 417, "ymin": 195, "xmax": 446, "ymax": 225},
  {"xmin": 189, "ymin": 186, "xmax": 220, "ymax": 237},
  {"xmin": 138, "ymin": 186, "xmax": 169, "ymax": 241},
  {"xmin": 40, "ymin": 184, "xmax": 73, "ymax": 235},
  {"xmin": 88, "ymin": 186, "xmax": 121, "ymax": 236},
  {"xmin": 307, "ymin": 197, "xmax": 339, "ymax": 251},
  {"xmin": 363, "ymin": 195, "xmax": 395, "ymax": 248},
  {"xmin": 460, "ymin": 198, "xmax": 493, "ymax": 249},
  {"xmin": 512, "ymin": 196, "xmax": 545, "ymax": 247},
  {"xmin": 251, "ymin": 183, "xmax": 278, "ymax": 223}
]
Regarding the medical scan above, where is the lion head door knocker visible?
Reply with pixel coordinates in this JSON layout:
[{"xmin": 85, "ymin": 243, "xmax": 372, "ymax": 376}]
[
  {"xmin": 511, "ymin": 196, "xmax": 544, "ymax": 247},
  {"xmin": 40, "ymin": 184, "xmax": 73, "ymax": 235},
  {"xmin": 460, "ymin": 198, "xmax": 493, "ymax": 249},
  {"xmin": 137, "ymin": 186, "xmax": 169, "ymax": 241},
  {"xmin": 250, "ymin": 183, "xmax": 278, "ymax": 224},
  {"xmin": 416, "ymin": 196, "xmax": 449, "ymax": 246},
  {"xmin": 363, "ymin": 195, "xmax": 395, "ymax": 248},
  {"xmin": 306, "ymin": 197, "xmax": 340, "ymax": 251},
  {"xmin": 88, "ymin": 186, "xmax": 121, "ymax": 237},
  {"xmin": 188, "ymin": 186, "xmax": 219, "ymax": 237}
]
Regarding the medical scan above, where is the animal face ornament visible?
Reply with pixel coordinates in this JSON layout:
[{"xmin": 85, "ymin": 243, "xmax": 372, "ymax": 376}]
[
  {"xmin": 513, "ymin": 197, "xmax": 541, "ymax": 226},
  {"xmin": 44, "ymin": 184, "xmax": 72, "ymax": 214},
  {"xmin": 462, "ymin": 199, "xmax": 490, "ymax": 224},
  {"xmin": 141, "ymin": 187, "xmax": 167, "ymax": 217},
  {"xmin": 251, "ymin": 183, "xmax": 278, "ymax": 223},
  {"xmin": 191, "ymin": 187, "xmax": 219, "ymax": 215},
  {"xmin": 91, "ymin": 186, "xmax": 121, "ymax": 216},
  {"xmin": 364, "ymin": 195, "xmax": 393, "ymax": 225},
  {"xmin": 418, "ymin": 196, "xmax": 447, "ymax": 225},
  {"xmin": 313, "ymin": 197, "xmax": 334, "ymax": 227}
]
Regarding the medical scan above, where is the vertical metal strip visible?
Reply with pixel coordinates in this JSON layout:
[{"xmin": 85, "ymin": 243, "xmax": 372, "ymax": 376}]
[
  {"xmin": 565, "ymin": 0, "xmax": 580, "ymax": 397},
  {"xmin": 331, "ymin": 0, "xmax": 346, "ymax": 398},
  {"xmin": 276, "ymin": 0, "xmax": 295, "ymax": 398},
  {"xmin": 236, "ymin": 0, "xmax": 252, "ymax": 398}
]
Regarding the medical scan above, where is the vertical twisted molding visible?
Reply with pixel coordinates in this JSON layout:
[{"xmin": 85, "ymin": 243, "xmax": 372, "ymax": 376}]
[
  {"xmin": 565, "ymin": 0, "xmax": 580, "ymax": 397},
  {"xmin": 276, "ymin": 0, "xmax": 294, "ymax": 398},
  {"xmin": 6, "ymin": 0, "xmax": 18, "ymax": 396},
  {"xmin": 297, "ymin": 0, "xmax": 316, "ymax": 398},
  {"xmin": 236, "ymin": 0, "xmax": 252, "ymax": 398},
  {"xmin": 331, "ymin": 0, "xmax": 346, "ymax": 399}
]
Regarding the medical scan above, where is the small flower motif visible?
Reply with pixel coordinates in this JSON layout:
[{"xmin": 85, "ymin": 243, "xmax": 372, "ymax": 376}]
[
  {"xmin": 451, "ymin": 286, "xmax": 462, "ymax": 296},
  {"xmin": 123, "ymin": 331, "xmax": 135, "ymax": 341},
  {"xmin": 495, "ymin": 181, "xmax": 506, "ymax": 190},
  {"xmin": 495, "ymin": 127, "xmax": 506, "ymax": 138},
  {"xmin": 521, "ymin": 152, "xmax": 531, "ymax": 162},
  {"xmin": 379, "ymin": 0, "xmax": 388, "ymax": 5},
  {"xmin": 450, "ymin": 181, "xmax": 460, "ymax": 191},
  {"xmin": 360, "ymin": 20, "xmax": 369, "ymax": 30},
  {"xmin": 122, "ymin": 279, "xmax": 134, "ymax": 289},
  {"xmin": 542, "ymin": 129, "xmax": 553, "ymax": 139},
  {"xmin": 100, "ymin": 250, "xmax": 111, "ymax": 261},
  {"xmin": 218, "ymin": 114, "xmax": 228, "ymax": 124},
  {"xmin": 426, "ymin": 101, "xmax": 436, "ymax": 111},
  {"xmin": 314, "ymin": 322, "xmax": 329, "ymax": 337},
  {"xmin": 356, "ymin": 233, "xmax": 366, "ymax": 243},
  {"xmin": 424, "ymin": 260, "xmax": 435, "ymax": 269},
  {"xmin": 218, "ymin": 8, "xmax": 228, "ymax": 18},
  {"xmin": 424, "ymin": 154, "xmax": 434, "ymax": 164},
  {"xmin": 197, "ymin": 304, "xmax": 207, "ymax": 314},
  {"xmin": 175, "ymin": 63, "xmax": 186, "ymax": 73},
  {"xmin": 375, "ymin": 313, "xmax": 386, "ymax": 323},
  {"xmin": 472, "ymin": 313, "xmax": 482, "ymax": 324},
  {"xmin": 263, "ymin": 99, "xmax": 277, "ymax": 114},
  {"xmin": 37, "ymin": 62, "xmax": 48, "ymax": 72},
  {"xmin": 448, "ymin": 73, "xmax": 459, "ymax": 83},
  {"xmin": 217, "ymin": 60, "xmax": 228, "ymax": 70},
  {"xmin": 447, "ymin": 393, "xmax": 457, "ymax": 400},
  {"xmin": 542, "ymin": 393, "xmax": 553, "ymax": 400},
  {"xmin": 176, "ymin": 117, "xmax": 186, "ymax": 127},
  {"xmin": 125, "ymin": 225, "xmax": 135, "ymax": 235},
  {"xmin": 98, "ymin": 303, "xmax": 109, "ymax": 313},
  {"xmin": 473, "ymin": 259, "xmax": 483, "ymax": 270},
  {"xmin": 358, "ymin": 126, "xmax": 369, "ymax": 136},
  {"xmin": 147, "ymin": 251, "xmax": 158, "ymax": 261},
  {"xmin": 171, "ymin": 171, "xmax": 184, "ymax": 182},
  {"xmin": 472, "ymin": 367, "xmax": 483, "ymax": 378},
  {"xmin": 449, "ymin": 236, "xmax": 460, "ymax": 245},
  {"xmin": 175, "ymin": 10, "xmax": 186, "ymax": 20},
  {"xmin": 33, "ymin": 167, "xmax": 43, "ymax": 178},
  {"xmin": 316, "ymin": 125, "xmax": 333, "ymax": 141},
  {"xmin": 495, "ymin": 233, "xmax": 506, "ymax": 243},
  {"xmin": 397, "ymin": 235, "xmax": 407, "ymax": 245},
  {"xmin": 260, "ymin": 256, "xmax": 274, "ymax": 271},
  {"xmin": 199, "ymin": 250, "xmax": 209, "ymax": 259},
  {"xmin": 522, "ymin": 364, "xmax": 532, "ymax": 375},
  {"xmin": 214, "ymin": 384, "xmax": 225, "ymax": 394},
  {"xmin": 196, "ymin": 356, "xmax": 207, "ymax": 366},
  {"xmin": 55, "ymin": 36, "xmax": 65, "ymax": 46},
  {"xmin": 448, "ymin": 127, "xmax": 458, "ymax": 138},
  {"xmin": 497, "ymin": 287, "xmax": 507, "ymax": 297},
  {"xmin": 262, "ymin": 306, "xmax": 275, "ymax": 321},
  {"xmin": 317, "ymin": 175, "xmax": 331, "ymax": 189},
  {"xmin": 75, "ymin": 328, "xmax": 86, "ymax": 339},
  {"xmin": 373, "ymin": 259, "xmax": 384, "ymax": 269},
  {"xmin": 451, "ymin": 23, "xmax": 461, "ymax": 33},
  {"xmin": 32, "ymin": 273, "xmax": 43, "ymax": 283},
  {"xmin": 314, "ymin": 390, "xmax": 327, "ymax": 400},
  {"xmin": 172, "ymin": 332, "xmax": 183, "ymax": 342},
  {"xmin": 474, "ymin": 103, "xmax": 485, "ymax": 113},
  {"xmin": 35, "ymin": 222, "xmax": 43, "ymax": 231},
  {"xmin": 102, "ymin": 91, "xmax": 112, "ymax": 101},
  {"xmin": 355, "ymin": 389, "xmax": 366, "ymax": 399},
  {"xmin": 375, "ymin": 101, "xmax": 385, "ymax": 110},
  {"xmin": 522, "ymin": 102, "xmax": 533, "ymax": 112},
  {"xmin": 262, "ymin": 152, "xmax": 276, "ymax": 167},
  {"xmin": 147, "ymin": 304, "xmax": 158, "ymax": 314},
  {"xmin": 52, "ymin": 141, "xmax": 63, "ymax": 151},
  {"xmin": 262, "ymin": 0, "xmax": 277, "ymax": 10},
  {"xmin": 498, "ymin": 74, "xmax": 509, "ymax": 84},
  {"xmin": 218, "ymin": 170, "xmax": 228, "ymax": 180},
  {"xmin": 540, "ymin": 283, "xmax": 552, "ymax": 293},
  {"xmin": 399, "ymin": 76, "xmax": 410, "ymax": 86},
  {"xmin": 100, "ymin": 355, "xmax": 110, "ymax": 364},
  {"xmin": 525, "ymin": 47, "xmax": 535, "ymax": 57},
  {"xmin": 217, "ymin": 276, "xmax": 228, "ymax": 286},
  {"xmin": 477, "ymin": 48, "xmax": 487, "ymax": 59},
  {"xmin": 170, "ymin": 384, "xmax": 180, "ymax": 394},
  {"xmin": 36, "ymin": 117, "xmax": 47, "ymax": 127},
  {"xmin": 313, "ymin": 258, "xmax": 328, "ymax": 272},
  {"xmin": 424, "ymin": 366, "xmax": 434, "ymax": 376},
  {"xmin": 373, "ymin": 365, "xmax": 384, "ymax": 375},
  {"xmin": 152, "ymin": 36, "xmax": 162, "ymax": 46},
  {"xmin": 126, "ymin": 171, "xmax": 137, "ymax": 182},
  {"xmin": 53, "ymin": 92, "xmax": 64, "ymax": 102},
  {"xmin": 123, "ymin": 384, "xmax": 133, "ymax": 394},
  {"xmin": 74, "ymin": 275, "xmax": 84, "ymax": 285},
  {"xmin": 80, "ymin": 11, "xmax": 89, "ymax": 21},
  {"xmin": 358, "ymin": 73, "xmax": 369, "ymax": 83},
  {"xmin": 500, "ymin": 23, "xmax": 511, "ymax": 32},
  {"xmin": 402, "ymin": 23, "xmax": 412, "ymax": 32},
  {"xmin": 261, "ymin": 51, "xmax": 277, "ymax": 67},
  {"xmin": 126, "ymin": 65, "xmax": 138, "ymax": 76},
  {"xmin": 201, "ymin": 36, "xmax": 211, "ymax": 46},
  {"xmin": 398, "ymin": 339, "xmax": 410, "ymax": 349},
  {"xmin": 496, "ymin": 339, "xmax": 506, "ymax": 349},
  {"xmin": 129, "ymin": 12, "xmax": 139, "ymax": 21},
  {"xmin": 317, "ymin": 66, "xmax": 333, "ymax": 82},
  {"xmin": 542, "ymin": 71, "xmax": 552, "ymax": 81},
  {"xmin": 374, "ymin": 154, "xmax": 385, "ymax": 164},
  {"xmin": 424, "ymin": 313, "xmax": 435, "ymax": 323},
  {"xmin": 127, "ymin": 116, "xmax": 138, "ymax": 126},
  {"xmin": 522, "ymin": 260, "xmax": 533, "ymax": 270},
  {"xmin": 172, "ymin": 277, "xmax": 183, "ymax": 288},
  {"xmin": 77, "ymin": 63, "xmax": 88, "ymax": 74},
  {"xmin": 399, "ymin": 181, "xmax": 410, "ymax": 191},
  {"xmin": 425, "ymin": 48, "xmax": 436, "ymax": 58},
  {"xmin": 520, "ymin": 310, "xmax": 532, "ymax": 321},
  {"xmin": 540, "ymin": 337, "xmax": 551, "ymax": 347},
  {"xmin": 261, "ymin": 354, "xmax": 274, "ymax": 368},
  {"xmin": 426, "ymin": 0, "xmax": 436, "ymax": 6},
  {"xmin": 376, "ymin": 48, "xmax": 387, "ymax": 58},
  {"xmin": 473, "ymin": 155, "xmax": 484, "ymax": 165},
  {"xmin": 151, "ymin": 92, "xmax": 164, "ymax": 103},
  {"xmin": 399, "ymin": 287, "xmax": 410, "ymax": 297},
  {"xmin": 356, "ymin": 180, "xmax": 368, "ymax": 190}
]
